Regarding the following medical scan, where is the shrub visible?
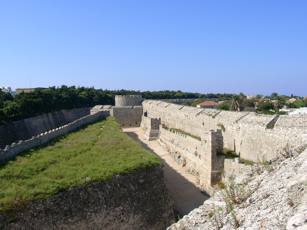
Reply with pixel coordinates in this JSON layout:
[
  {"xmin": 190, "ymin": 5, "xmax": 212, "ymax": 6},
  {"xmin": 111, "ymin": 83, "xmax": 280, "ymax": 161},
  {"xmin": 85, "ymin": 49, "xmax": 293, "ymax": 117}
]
[
  {"xmin": 217, "ymin": 102, "xmax": 230, "ymax": 111},
  {"xmin": 288, "ymin": 100, "xmax": 305, "ymax": 108},
  {"xmin": 219, "ymin": 148, "xmax": 238, "ymax": 159},
  {"xmin": 221, "ymin": 176, "xmax": 251, "ymax": 205},
  {"xmin": 257, "ymin": 101, "xmax": 274, "ymax": 113},
  {"xmin": 211, "ymin": 176, "xmax": 249, "ymax": 229}
]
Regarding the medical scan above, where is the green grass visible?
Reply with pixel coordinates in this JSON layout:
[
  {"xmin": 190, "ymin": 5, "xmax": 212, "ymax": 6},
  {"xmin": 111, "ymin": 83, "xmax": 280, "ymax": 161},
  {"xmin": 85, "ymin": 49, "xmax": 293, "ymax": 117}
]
[
  {"xmin": 218, "ymin": 148, "xmax": 239, "ymax": 159},
  {"xmin": 0, "ymin": 117, "xmax": 159, "ymax": 212},
  {"xmin": 217, "ymin": 123, "xmax": 226, "ymax": 132},
  {"xmin": 239, "ymin": 158, "xmax": 255, "ymax": 166},
  {"xmin": 162, "ymin": 124, "xmax": 201, "ymax": 141}
]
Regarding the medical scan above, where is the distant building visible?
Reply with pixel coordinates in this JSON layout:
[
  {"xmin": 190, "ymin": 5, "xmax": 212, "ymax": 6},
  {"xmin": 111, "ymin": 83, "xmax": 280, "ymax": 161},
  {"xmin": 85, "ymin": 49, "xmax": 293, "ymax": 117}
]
[
  {"xmin": 304, "ymin": 96, "xmax": 307, "ymax": 100},
  {"xmin": 197, "ymin": 100, "xmax": 218, "ymax": 109},
  {"xmin": 246, "ymin": 95, "xmax": 256, "ymax": 100},
  {"xmin": 16, "ymin": 87, "xmax": 46, "ymax": 95}
]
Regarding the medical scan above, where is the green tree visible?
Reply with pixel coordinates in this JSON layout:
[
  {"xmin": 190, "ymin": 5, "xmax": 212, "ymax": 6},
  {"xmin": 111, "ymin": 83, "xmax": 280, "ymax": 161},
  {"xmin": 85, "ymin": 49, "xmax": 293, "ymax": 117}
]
[
  {"xmin": 288, "ymin": 100, "xmax": 305, "ymax": 108},
  {"xmin": 0, "ymin": 90, "xmax": 13, "ymax": 107},
  {"xmin": 257, "ymin": 101, "xmax": 275, "ymax": 114},
  {"xmin": 217, "ymin": 102, "xmax": 230, "ymax": 111},
  {"xmin": 231, "ymin": 95, "xmax": 245, "ymax": 112},
  {"xmin": 271, "ymin": 92, "xmax": 279, "ymax": 100}
]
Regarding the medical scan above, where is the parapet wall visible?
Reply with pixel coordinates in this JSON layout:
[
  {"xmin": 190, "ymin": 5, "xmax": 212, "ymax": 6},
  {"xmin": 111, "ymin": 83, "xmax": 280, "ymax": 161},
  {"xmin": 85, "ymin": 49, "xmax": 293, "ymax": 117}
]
[
  {"xmin": 0, "ymin": 107, "xmax": 91, "ymax": 148},
  {"xmin": 223, "ymin": 158, "xmax": 253, "ymax": 179},
  {"xmin": 142, "ymin": 100, "xmax": 307, "ymax": 162},
  {"xmin": 0, "ymin": 110, "xmax": 109, "ymax": 165}
]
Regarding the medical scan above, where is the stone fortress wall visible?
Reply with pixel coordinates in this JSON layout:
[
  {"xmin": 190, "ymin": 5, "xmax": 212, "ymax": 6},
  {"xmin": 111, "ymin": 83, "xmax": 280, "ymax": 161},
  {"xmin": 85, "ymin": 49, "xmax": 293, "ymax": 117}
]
[
  {"xmin": 111, "ymin": 95, "xmax": 144, "ymax": 127},
  {"xmin": 115, "ymin": 95, "xmax": 143, "ymax": 106},
  {"xmin": 1, "ymin": 96, "xmax": 306, "ymax": 194},
  {"xmin": 141, "ymin": 100, "xmax": 307, "ymax": 193},
  {"xmin": 0, "ymin": 107, "xmax": 91, "ymax": 149},
  {"xmin": 0, "ymin": 108, "xmax": 110, "ymax": 165},
  {"xmin": 111, "ymin": 106, "xmax": 143, "ymax": 127},
  {"xmin": 91, "ymin": 103, "xmax": 143, "ymax": 128},
  {"xmin": 158, "ymin": 126, "xmax": 224, "ymax": 193},
  {"xmin": 142, "ymin": 100, "xmax": 307, "ymax": 162},
  {"xmin": 141, "ymin": 116, "xmax": 160, "ymax": 140}
]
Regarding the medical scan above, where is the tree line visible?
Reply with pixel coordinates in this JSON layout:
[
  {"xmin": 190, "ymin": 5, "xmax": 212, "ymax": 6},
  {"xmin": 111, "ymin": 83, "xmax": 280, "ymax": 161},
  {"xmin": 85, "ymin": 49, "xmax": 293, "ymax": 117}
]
[
  {"xmin": 0, "ymin": 86, "xmax": 237, "ymax": 124},
  {"xmin": 2, "ymin": 86, "xmax": 304, "ymax": 124},
  {"xmin": 215, "ymin": 93, "xmax": 307, "ymax": 114}
]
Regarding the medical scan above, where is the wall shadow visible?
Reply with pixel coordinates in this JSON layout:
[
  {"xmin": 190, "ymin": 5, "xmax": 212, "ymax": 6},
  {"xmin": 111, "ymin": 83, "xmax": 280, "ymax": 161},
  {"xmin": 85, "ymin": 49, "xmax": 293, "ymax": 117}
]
[{"xmin": 125, "ymin": 132, "xmax": 209, "ymax": 216}]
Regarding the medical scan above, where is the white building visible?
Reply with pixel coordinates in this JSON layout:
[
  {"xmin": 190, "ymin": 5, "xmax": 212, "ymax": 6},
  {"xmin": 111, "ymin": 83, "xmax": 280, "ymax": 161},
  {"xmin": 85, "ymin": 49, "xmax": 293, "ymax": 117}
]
[{"xmin": 0, "ymin": 87, "xmax": 12, "ymax": 94}]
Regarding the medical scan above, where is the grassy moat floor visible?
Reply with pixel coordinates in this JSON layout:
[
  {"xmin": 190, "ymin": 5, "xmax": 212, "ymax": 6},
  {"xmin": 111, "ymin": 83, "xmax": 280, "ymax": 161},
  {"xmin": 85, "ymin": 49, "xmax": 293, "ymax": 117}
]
[{"xmin": 0, "ymin": 117, "xmax": 159, "ymax": 212}]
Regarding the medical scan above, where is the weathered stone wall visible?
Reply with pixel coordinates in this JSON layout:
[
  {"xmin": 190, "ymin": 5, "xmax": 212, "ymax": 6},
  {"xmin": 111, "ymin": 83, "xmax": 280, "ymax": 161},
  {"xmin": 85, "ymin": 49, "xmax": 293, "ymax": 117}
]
[
  {"xmin": 90, "ymin": 105, "xmax": 112, "ymax": 115},
  {"xmin": 0, "ymin": 110, "xmax": 109, "ymax": 165},
  {"xmin": 142, "ymin": 100, "xmax": 307, "ymax": 162},
  {"xmin": 0, "ymin": 166, "xmax": 175, "ymax": 230},
  {"xmin": 159, "ymin": 127, "xmax": 202, "ymax": 173},
  {"xmin": 141, "ymin": 116, "xmax": 160, "ymax": 140},
  {"xmin": 275, "ymin": 114, "xmax": 307, "ymax": 128},
  {"xmin": 0, "ymin": 108, "xmax": 91, "ymax": 148},
  {"xmin": 157, "ymin": 125, "xmax": 224, "ymax": 193},
  {"xmin": 111, "ymin": 106, "xmax": 143, "ymax": 127},
  {"xmin": 223, "ymin": 158, "xmax": 253, "ymax": 179},
  {"xmin": 161, "ymin": 98, "xmax": 196, "ymax": 105},
  {"xmin": 115, "ymin": 95, "xmax": 143, "ymax": 106},
  {"xmin": 168, "ymin": 148, "xmax": 307, "ymax": 230}
]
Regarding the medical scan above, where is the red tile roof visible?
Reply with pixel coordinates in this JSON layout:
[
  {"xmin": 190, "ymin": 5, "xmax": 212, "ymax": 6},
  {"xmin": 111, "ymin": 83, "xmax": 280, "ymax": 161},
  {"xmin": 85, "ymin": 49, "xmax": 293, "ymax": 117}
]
[{"xmin": 198, "ymin": 100, "xmax": 218, "ymax": 107}]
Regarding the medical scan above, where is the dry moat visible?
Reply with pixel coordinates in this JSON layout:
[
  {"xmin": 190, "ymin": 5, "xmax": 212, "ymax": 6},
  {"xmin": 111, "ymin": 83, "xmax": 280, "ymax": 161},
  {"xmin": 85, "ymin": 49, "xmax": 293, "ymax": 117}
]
[
  {"xmin": 0, "ymin": 95, "xmax": 306, "ymax": 230},
  {"xmin": 0, "ymin": 118, "xmax": 175, "ymax": 229}
]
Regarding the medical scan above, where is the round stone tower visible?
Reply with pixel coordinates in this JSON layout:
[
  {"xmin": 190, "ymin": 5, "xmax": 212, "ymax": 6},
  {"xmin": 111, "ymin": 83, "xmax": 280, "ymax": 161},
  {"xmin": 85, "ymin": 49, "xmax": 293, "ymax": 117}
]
[{"xmin": 115, "ymin": 95, "xmax": 143, "ymax": 107}]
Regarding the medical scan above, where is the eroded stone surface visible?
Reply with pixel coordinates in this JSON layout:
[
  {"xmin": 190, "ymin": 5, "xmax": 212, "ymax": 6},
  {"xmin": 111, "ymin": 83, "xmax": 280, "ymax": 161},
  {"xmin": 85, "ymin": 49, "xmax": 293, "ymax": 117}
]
[{"xmin": 168, "ymin": 149, "xmax": 307, "ymax": 230}]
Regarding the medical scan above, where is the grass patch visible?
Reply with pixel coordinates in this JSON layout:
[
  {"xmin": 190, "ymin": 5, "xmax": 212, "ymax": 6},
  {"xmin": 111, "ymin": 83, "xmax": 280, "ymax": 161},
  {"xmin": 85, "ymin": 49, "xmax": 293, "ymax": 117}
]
[
  {"xmin": 218, "ymin": 148, "xmax": 239, "ymax": 159},
  {"xmin": 217, "ymin": 123, "xmax": 226, "ymax": 132},
  {"xmin": 162, "ymin": 124, "xmax": 201, "ymax": 141},
  {"xmin": 239, "ymin": 158, "xmax": 255, "ymax": 166},
  {"xmin": 0, "ymin": 117, "xmax": 159, "ymax": 212}
]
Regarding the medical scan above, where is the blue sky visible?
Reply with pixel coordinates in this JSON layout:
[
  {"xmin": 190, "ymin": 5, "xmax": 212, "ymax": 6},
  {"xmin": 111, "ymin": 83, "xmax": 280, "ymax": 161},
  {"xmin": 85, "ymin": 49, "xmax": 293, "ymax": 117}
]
[{"xmin": 0, "ymin": 0, "xmax": 306, "ymax": 96}]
